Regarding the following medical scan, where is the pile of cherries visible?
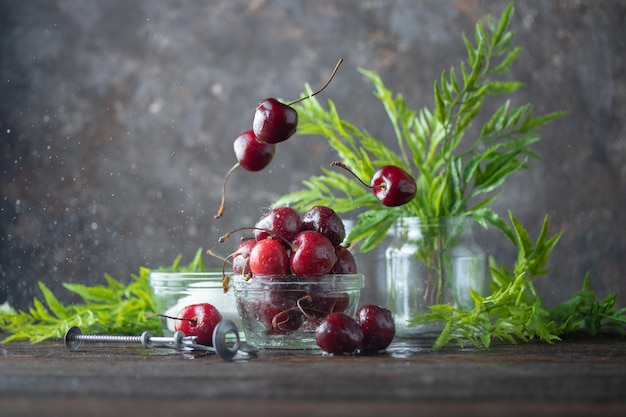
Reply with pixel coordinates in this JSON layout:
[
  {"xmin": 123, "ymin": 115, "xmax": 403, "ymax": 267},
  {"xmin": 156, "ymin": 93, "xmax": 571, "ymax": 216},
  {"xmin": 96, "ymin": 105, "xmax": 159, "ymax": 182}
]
[
  {"xmin": 221, "ymin": 205, "xmax": 353, "ymax": 336},
  {"xmin": 218, "ymin": 205, "xmax": 395, "ymax": 354},
  {"xmin": 223, "ymin": 205, "xmax": 353, "ymax": 278}
]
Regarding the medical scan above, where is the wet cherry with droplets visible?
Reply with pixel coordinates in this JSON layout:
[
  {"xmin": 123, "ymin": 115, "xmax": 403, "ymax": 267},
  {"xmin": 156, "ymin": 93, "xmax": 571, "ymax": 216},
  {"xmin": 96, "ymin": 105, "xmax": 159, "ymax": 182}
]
[
  {"xmin": 315, "ymin": 312, "xmax": 364, "ymax": 355},
  {"xmin": 253, "ymin": 58, "xmax": 343, "ymax": 145},
  {"xmin": 355, "ymin": 304, "xmax": 395, "ymax": 352},
  {"xmin": 154, "ymin": 303, "xmax": 223, "ymax": 346},
  {"xmin": 330, "ymin": 161, "xmax": 417, "ymax": 207}
]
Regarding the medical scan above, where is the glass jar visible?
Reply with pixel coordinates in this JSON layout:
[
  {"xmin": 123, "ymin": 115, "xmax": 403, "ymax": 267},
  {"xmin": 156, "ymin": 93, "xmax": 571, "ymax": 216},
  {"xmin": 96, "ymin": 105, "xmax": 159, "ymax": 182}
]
[
  {"xmin": 385, "ymin": 216, "xmax": 488, "ymax": 337},
  {"xmin": 149, "ymin": 272, "xmax": 242, "ymax": 335}
]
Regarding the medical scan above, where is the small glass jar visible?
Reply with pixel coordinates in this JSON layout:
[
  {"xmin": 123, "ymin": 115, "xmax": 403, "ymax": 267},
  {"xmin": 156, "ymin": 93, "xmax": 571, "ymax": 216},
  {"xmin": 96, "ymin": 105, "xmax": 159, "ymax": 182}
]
[
  {"xmin": 385, "ymin": 217, "xmax": 488, "ymax": 337},
  {"xmin": 149, "ymin": 272, "xmax": 241, "ymax": 335}
]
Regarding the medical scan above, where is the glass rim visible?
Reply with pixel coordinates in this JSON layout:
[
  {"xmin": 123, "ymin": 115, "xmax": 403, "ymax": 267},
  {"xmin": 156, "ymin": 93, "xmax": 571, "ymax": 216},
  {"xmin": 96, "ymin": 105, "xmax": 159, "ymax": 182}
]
[
  {"xmin": 149, "ymin": 271, "xmax": 225, "ymax": 281},
  {"xmin": 396, "ymin": 215, "xmax": 474, "ymax": 222},
  {"xmin": 232, "ymin": 273, "xmax": 364, "ymax": 287}
]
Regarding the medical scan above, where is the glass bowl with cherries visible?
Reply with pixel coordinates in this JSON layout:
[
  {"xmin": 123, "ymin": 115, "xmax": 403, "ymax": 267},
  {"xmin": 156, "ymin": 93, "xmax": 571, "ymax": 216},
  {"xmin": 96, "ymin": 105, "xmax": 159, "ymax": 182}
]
[{"xmin": 223, "ymin": 205, "xmax": 365, "ymax": 349}]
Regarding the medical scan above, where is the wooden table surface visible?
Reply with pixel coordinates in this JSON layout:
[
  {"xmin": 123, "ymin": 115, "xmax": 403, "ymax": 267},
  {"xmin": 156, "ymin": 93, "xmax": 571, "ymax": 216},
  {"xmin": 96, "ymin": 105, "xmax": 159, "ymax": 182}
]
[{"xmin": 0, "ymin": 332, "xmax": 625, "ymax": 417}]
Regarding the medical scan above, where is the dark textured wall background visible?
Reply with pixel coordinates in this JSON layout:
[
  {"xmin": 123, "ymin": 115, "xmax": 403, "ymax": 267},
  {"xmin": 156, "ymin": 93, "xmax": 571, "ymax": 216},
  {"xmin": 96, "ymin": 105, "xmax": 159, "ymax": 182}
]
[{"xmin": 1, "ymin": 1, "xmax": 625, "ymax": 310}]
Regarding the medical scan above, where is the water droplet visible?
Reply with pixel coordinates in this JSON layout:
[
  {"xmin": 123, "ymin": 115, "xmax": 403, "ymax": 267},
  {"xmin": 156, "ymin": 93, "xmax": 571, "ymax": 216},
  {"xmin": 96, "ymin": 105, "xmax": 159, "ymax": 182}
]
[{"xmin": 149, "ymin": 99, "xmax": 163, "ymax": 114}]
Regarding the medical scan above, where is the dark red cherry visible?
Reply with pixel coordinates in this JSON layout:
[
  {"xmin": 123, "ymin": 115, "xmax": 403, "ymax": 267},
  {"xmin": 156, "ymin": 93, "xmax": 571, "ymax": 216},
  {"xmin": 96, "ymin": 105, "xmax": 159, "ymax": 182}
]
[
  {"xmin": 252, "ymin": 98, "xmax": 298, "ymax": 144},
  {"xmin": 330, "ymin": 245, "xmax": 358, "ymax": 274},
  {"xmin": 301, "ymin": 205, "xmax": 346, "ymax": 246},
  {"xmin": 355, "ymin": 304, "xmax": 395, "ymax": 352},
  {"xmin": 254, "ymin": 206, "xmax": 303, "ymax": 243},
  {"xmin": 249, "ymin": 238, "xmax": 290, "ymax": 275},
  {"xmin": 251, "ymin": 58, "xmax": 344, "ymax": 145},
  {"xmin": 289, "ymin": 231, "xmax": 337, "ymax": 275},
  {"xmin": 370, "ymin": 165, "xmax": 416, "ymax": 207},
  {"xmin": 233, "ymin": 130, "xmax": 276, "ymax": 172},
  {"xmin": 215, "ymin": 131, "xmax": 276, "ymax": 218},
  {"xmin": 330, "ymin": 161, "xmax": 416, "ymax": 208},
  {"xmin": 174, "ymin": 303, "xmax": 222, "ymax": 346},
  {"xmin": 315, "ymin": 312, "xmax": 364, "ymax": 354}
]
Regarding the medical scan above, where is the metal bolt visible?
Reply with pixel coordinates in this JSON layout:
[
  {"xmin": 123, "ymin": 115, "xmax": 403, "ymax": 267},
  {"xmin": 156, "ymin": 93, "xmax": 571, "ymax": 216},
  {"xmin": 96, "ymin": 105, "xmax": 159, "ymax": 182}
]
[
  {"xmin": 64, "ymin": 320, "xmax": 255, "ymax": 361},
  {"xmin": 64, "ymin": 326, "xmax": 187, "ymax": 352}
]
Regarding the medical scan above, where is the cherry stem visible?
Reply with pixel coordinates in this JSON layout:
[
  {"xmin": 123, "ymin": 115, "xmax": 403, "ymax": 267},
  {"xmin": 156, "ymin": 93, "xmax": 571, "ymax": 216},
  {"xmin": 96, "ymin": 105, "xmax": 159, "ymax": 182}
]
[
  {"xmin": 330, "ymin": 161, "xmax": 384, "ymax": 190},
  {"xmin": 296, "ymin": 295, "xmax": 315, "ymax": 319},
  {"xmin": 146, "ymin": 313, "xmax": 197, "ymax": 326},
  {"xmin": 221, "ymin": 275, "xmax": 230, "ymax": 293},
  {"xmin": 272, "ymin": 294, "xmax": 346, "ymax": 328},
  {"xmin": 219, "ymin": 226, "xmax": 296, "ymax": 250},
  {"xmin": 206, "ymin": 249, "xmax": 232, "ymax": 265},
  {"xmin": 272, "ymin": 307, "xmax": 300, "ymax": 329},
  {"xmin": 288, "ymin": 58, "xmax": 344, "ymax": 106},
  {"xmin": 206, "ymin": 249, "xmax": 235, "ymax": 293},
  {"xmin": 296, "ymin": 295, "xmax": 338, "ymax": 317},
  {"xmin": 214, "ymin": 162, "xmax": 240, "ymax": 219}
]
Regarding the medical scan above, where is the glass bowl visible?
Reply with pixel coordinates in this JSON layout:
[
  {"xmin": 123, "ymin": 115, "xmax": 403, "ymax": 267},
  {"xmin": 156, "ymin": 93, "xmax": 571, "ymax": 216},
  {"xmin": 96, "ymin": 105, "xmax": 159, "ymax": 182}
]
[
  {"xmin": 232, "ymin": 273, "xmax": 364, "ymax": 349},
  {"xmin": 149, "ymin": 272, "xmax": 241, "ymax": 335}
]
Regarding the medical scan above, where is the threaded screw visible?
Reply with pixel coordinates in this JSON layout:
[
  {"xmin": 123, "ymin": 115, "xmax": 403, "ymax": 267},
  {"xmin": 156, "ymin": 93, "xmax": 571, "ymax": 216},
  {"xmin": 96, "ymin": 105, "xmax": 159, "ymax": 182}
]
[
  {"xmin": 64, "ymin": 326, "xmax": 186, "ymax": 352},
  {"xmin": 63, "ymin": 320, "xmax": 254, "ymax": 361}
]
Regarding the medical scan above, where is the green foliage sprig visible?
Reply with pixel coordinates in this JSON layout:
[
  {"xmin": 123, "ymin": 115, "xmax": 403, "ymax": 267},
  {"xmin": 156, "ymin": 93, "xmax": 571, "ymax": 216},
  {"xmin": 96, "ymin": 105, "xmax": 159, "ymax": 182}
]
[
  {"xmin": 417, "ymin": 213, "xmax": 626, "ymax": 349},
  {"xmin": 0, "ymin": 248, "xmax": 208, "ymax": 343},
  {"xmin": 274, "ymin": 4, "xmax": 564, "ymax": 251},
  {"xmin": 415, "ymin": 211, "xmax": 562, "ymax": 349},
  {"xmin": 550, "ymin": 275, "xmax": 626, "ymax": 336}
]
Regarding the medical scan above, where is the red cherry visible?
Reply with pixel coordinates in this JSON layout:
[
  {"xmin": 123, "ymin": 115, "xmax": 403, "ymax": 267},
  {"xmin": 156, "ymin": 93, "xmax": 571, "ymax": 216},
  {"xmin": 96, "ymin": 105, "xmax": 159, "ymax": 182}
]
[
  {"xmin": 330, "ymin": 245, "xmax": 358, "ymax": 274},
  {"xmin": 251, "ymin": 58, "xmax": 344, "ymax": 145},
  {"xmin": 233, "ymin": 130, "xmax": 276, "ymax": 172},
  {"xmin": 330, "ymin": 161, "xmax": 417, "ymax": 208},
  {"xmin": 315, "ymin": 312, "xmax": 364, "ymax": 354},
  {"xmin": 174, "ymin": 303, "xmax": 222, "ymax": 346},
  {"xmin": 301, "ymin": 205, "xmax": 346, "ymax": 246},
  {"xmin": 215, "ymin": 131, "xmax": 276, "ymax": 219},
  {"xmin": 355, "ymin": 304, "xmax": 395, "ymax": 352},
  {"xmin": 254, "ymin": 206, "xmax": 303, "ymax": 243},
  {"xmin": 370, "ymin": 165, "xmax": 416, "ymax": 207},
  {"xmin": 289, "ymin": 231, "xmax": 337, "ymax": 275},
  {"xmin": 249, "ymin": 238, "xmax": 290, "ymax": 275},
  {"xmin": 253, "ymin": 98, "xmax": 298, "ymax": 144}
]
